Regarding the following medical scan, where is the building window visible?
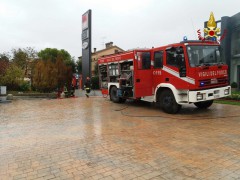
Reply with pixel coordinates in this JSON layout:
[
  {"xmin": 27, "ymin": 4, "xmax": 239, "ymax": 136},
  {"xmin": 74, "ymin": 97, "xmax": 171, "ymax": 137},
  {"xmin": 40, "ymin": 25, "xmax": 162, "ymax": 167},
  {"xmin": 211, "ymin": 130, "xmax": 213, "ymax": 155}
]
[{"xmin": 154, "ymin": 51, "xmax": 163, "ymax": 68}]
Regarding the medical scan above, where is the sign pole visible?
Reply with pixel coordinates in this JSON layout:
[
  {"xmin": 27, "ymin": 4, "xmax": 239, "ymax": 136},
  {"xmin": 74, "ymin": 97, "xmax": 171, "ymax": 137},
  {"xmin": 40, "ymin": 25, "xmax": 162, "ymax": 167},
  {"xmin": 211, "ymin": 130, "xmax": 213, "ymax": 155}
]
[{"xmin": 82, "ymin": 9, "xmax": 92, "ymax": 89}]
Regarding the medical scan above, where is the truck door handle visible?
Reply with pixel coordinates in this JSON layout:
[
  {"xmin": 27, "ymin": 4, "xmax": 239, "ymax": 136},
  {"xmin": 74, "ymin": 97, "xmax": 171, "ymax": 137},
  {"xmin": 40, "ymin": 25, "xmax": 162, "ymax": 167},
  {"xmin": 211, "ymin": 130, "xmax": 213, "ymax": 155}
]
[{"xmin": 136, "ymin": 79, "xmax": 140, "ymax": 82}]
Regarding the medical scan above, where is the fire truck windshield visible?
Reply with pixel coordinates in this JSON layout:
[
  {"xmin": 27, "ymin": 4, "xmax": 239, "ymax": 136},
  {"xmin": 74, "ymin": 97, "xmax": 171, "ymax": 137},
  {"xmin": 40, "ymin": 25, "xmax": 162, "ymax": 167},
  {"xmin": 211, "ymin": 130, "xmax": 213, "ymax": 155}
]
[{"xmin": 187, "ymin": 45, "xmax": 223, "ymax": 67}]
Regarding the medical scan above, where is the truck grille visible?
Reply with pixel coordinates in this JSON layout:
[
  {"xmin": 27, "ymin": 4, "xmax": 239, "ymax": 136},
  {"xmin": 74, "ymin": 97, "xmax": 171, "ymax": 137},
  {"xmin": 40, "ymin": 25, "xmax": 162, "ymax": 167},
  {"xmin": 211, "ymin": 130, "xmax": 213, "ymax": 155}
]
[{"xmin": 199, "ymin": 77, "xmax": 228, "ymax": 87}]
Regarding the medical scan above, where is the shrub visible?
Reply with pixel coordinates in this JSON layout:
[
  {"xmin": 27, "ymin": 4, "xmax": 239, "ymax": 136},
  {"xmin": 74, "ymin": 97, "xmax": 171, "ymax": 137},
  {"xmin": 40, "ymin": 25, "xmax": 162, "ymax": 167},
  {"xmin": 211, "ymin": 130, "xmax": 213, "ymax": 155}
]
[
  {"xmin": 225, "ymin": 93, "xmax": 240, "ymax": 100},
  {"xmin": 231, "ymin": 82, "xmax": 238, "ymax": 88},
  {"xmin": 0, "ymin": 64, "xmax": 24, "ymax": 91},
  {"xmin": 20, "ymin": 81, "xmax": 30, "ymax": 91}
]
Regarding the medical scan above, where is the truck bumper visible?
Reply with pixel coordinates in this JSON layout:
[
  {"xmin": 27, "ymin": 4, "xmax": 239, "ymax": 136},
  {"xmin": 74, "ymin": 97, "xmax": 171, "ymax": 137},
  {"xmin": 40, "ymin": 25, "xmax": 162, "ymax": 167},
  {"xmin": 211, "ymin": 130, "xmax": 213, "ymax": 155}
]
[{"xmin": 188, "ymin": 86, "xmax": 231, "ymax": 103}]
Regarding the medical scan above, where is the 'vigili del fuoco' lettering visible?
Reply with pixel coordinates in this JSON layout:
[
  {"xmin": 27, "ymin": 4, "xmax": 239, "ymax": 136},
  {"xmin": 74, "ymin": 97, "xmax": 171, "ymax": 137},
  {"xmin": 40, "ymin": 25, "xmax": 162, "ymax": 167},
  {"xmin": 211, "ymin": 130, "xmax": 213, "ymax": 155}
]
[{"xmin": 198, "ymin": 70, "xmax": 227, "ymax": 77}]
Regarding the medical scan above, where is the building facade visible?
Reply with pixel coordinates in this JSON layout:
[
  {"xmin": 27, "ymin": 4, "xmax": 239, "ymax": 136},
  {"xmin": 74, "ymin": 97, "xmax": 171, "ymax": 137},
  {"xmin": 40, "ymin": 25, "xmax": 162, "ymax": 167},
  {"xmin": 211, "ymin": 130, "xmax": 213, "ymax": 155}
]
[{"xmin": 207, "ymin": 12, "xmax": 240, "ymax": 89}]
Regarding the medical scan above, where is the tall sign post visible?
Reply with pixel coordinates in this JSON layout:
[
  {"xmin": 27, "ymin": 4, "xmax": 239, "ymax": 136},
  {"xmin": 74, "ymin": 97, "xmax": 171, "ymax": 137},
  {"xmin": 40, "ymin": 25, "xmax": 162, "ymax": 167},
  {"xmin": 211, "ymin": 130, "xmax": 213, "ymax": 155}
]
[{"xmin": 82, "ymin": 9, "xmax": 92, "ymax": 89}]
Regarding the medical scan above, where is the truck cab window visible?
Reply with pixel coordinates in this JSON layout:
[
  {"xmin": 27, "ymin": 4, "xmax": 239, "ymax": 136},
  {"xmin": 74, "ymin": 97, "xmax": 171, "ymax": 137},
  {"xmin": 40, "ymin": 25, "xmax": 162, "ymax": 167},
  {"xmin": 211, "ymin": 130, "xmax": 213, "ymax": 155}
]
[
  {"xmin": 154, "ymin": 51, "xmax": 163, "ymax": 68},
  {"xmin": 166, "ymin": 48, "xmax": 185, "ymax": 67},
  {"xmin": 137, "ymin": 52, "xmax": 151, "ymax": 70},
  {"xmin": 187, "ymin": 46, "xmax": 223, "ymax": 67},
  {"xmin": 166, "ymin": 49, "xmax": 178, "ymax": 67}
]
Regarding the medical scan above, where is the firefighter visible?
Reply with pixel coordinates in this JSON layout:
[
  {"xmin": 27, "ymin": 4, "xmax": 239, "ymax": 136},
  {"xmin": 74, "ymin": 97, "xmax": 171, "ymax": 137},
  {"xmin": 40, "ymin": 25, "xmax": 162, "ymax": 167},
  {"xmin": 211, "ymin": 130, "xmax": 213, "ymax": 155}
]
[
  {"xmin": 70, "ymin": 84, "xmax": 75, "ymax": 97},
  {"xmin": 63, "ymin": 83, "xmax": 68, "ymax": 98},
  {"xmin": 84, "ymin": 77, "xmax": 91, "ymax": 98}
]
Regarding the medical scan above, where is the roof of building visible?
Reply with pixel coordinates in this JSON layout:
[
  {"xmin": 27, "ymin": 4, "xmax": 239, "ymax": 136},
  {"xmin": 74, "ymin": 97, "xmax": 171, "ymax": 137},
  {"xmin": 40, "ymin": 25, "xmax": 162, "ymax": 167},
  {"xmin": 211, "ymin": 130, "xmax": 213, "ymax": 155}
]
[
  {"xmin": 92, "ymin": 45, "xmax": 124, "ymax": 55},
  {"xmin": 78, "ymin": 44, "xmax": 124, "ymax": 59}
]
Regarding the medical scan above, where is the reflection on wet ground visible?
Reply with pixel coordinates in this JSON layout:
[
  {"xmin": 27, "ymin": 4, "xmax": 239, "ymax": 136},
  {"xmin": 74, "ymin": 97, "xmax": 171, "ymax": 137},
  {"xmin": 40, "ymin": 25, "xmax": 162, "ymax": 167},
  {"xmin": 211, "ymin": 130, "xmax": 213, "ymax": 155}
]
[{"xmin": 1, "ymin": 97, "xmax": 240, "ymax": 179}]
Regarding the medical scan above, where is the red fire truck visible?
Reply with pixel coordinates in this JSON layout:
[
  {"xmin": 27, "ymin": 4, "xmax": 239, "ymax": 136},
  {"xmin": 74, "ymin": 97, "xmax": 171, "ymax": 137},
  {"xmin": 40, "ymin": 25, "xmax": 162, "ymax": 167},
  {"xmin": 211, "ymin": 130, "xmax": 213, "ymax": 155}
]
[{"xmin": 98, "ymin": 40, "xmax": 231, "ymax": 114}]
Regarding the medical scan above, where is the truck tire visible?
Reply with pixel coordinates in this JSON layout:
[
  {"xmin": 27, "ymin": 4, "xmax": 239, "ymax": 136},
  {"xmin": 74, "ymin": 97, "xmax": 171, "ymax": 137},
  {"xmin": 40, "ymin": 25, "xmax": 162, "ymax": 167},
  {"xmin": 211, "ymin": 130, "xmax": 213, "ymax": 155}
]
[
  {"xmin": 194, "ymin": 100, "xmax": 213, "ymax": 109},
  {"xmin": 159, "ymin": 90, "xmax": 181, "ymax": 114},
  {"xmin": 119, "ymin": 98, "xmax": 126, "ymax": 103},
  {"xmin": 110, "ymin": 86, "xmax": 125, "ymax": 103}
]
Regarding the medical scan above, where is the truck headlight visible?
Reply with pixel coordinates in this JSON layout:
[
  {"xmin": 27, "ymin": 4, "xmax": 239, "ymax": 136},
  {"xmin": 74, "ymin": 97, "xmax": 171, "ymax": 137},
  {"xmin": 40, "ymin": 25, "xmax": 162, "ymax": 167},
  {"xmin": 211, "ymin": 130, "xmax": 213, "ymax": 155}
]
[
  {"xmin": 197, "ymin": 94, "xmax": 203, "ymax": 100},
  {"xmin": 224, "ymin": 89, "xmax": 229, "ymax": 95}
]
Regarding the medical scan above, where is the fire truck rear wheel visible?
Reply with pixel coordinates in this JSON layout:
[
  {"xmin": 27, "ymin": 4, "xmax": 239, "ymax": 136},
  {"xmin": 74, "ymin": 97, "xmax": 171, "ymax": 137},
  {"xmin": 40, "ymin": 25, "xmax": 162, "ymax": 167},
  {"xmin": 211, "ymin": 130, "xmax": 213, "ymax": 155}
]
[
  {"xmin": 159, "ymin": 90, "xmax": 181, "ymax": 114},
  {"xmin": 119, "ymin": 98, "xmax": 126, "ymax": 103},
  {"xmin": 110, "ymin": 86, "xmax": 125, "ymax": 103},
  {"xmin": 194, "ymin": 100, "xmax": 213, "ymax": 109}
]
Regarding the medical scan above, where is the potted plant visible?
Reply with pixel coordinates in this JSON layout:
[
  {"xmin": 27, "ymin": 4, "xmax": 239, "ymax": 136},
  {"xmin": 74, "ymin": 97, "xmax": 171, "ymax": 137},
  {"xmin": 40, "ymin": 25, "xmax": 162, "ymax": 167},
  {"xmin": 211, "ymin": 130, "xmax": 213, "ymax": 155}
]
[{"xmin": 231, "ymin": 82, "xmax": 238, "ymax": 92}]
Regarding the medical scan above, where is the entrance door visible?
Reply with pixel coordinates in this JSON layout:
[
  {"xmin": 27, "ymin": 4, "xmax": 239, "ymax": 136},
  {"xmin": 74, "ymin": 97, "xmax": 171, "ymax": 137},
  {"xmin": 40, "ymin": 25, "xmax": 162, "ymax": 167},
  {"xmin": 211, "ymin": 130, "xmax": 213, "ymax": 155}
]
[
  {"xmin": 134, "ymin": 51, "xmax": 153, "ymax": 98},
  {"xmin": 238, "ymin": 65, "xmax": 240, "ymax": 91}
]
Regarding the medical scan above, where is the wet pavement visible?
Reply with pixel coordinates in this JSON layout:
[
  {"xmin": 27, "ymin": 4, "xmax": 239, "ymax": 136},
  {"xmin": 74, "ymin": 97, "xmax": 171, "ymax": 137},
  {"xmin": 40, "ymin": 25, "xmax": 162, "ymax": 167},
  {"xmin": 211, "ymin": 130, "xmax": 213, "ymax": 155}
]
[{"xmin": 1, "ymin": 97, "xmax": 240, "ymax": 180}]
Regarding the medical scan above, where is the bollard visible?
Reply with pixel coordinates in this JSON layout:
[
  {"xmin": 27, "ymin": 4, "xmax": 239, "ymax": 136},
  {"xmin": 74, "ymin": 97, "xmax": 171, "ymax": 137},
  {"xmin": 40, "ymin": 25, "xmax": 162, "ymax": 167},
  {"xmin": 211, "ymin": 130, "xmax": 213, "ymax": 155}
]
[
  {"xmin": 60, "ymin": 92, "xmax": 65, "ymax": 98},
  {"xmin": 7, "ymin": 94, "xmax": 13, "ymax": 100}
]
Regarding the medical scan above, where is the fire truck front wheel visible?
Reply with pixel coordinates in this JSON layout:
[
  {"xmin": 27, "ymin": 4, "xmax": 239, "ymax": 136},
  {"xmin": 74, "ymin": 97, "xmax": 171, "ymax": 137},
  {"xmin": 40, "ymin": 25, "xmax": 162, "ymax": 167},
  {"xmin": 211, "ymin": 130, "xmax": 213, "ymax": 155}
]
[
  {"xmin": 110, "ymin": 86, "xmax": 124, "ymax": 103},
  {"xmin": 159, "ymin": 90, "xmax": 182, "ymax": 114},
  {"xmin": 194, "ymin": 100, "xmax": 213, "ymax": 109}
]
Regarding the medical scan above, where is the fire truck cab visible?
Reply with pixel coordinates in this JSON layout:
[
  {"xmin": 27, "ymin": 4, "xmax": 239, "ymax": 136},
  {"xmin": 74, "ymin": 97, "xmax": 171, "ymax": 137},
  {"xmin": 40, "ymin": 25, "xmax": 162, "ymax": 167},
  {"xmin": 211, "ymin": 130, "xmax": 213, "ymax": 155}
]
[{"xmin": 98, "ymin": 40, "xmax": 231, "ymax": 114}]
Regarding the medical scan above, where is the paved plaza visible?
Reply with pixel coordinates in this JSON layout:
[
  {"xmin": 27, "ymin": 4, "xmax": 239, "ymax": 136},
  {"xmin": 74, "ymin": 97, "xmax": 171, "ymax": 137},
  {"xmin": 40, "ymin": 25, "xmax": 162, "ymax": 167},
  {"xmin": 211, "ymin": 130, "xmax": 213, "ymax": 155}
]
[{"xmin": 1, "ymin": 97, "xmax": 240, "ymax": 180}]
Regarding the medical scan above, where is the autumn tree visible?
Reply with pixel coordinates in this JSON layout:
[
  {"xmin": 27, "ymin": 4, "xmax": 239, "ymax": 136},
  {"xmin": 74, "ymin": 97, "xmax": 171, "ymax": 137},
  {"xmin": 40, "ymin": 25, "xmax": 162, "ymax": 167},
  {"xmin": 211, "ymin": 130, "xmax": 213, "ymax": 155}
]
[
  {"xmin": 38, "ymin": 47, "xmax": 75, "ymax": 74},
  {"xmin": 37, "ymin": 48, "xmax": 74, "ymax": 86},
  {"xmin": 12, "ymin": 47, "xmax": 37, "ymax": 69},
  {"xmin": 0, "ymin": 53, "xmax": 10, "ymax": 83},
  {"xmin": 0, "ymin": 52, "xmax": 10, "ymax": 62},
  {"xmin": 11, "ymin": 47, "xmax": 38, "ymax": 88},
  {"xmin": 0, "ymin": 47, "xmax": 74, "ymax": 92},
  {"xmin": 0, "ymin": 48, "xmax": 37, "ymax": 90},
  {"xmin": 0, "ymin": 64, "xmax": 24, "ymax": 90},
  {"xmin": 38, "ymin": 48, "xmax": 71, "ymax": 64},
  {"xmin": 12, "ymin": 49, "xmax": 28, "ymax": 69},
  {"xmin": 56, "ymin": 56, "xmax": 69, "ymax": 90},
  {"xmin": 32, "ymin": 55, "xmax": 73, "ymax": 92},
  {"xmin": 31, "ymin": 60, "xmax": 44, "ymax": 90},
  {"xmin": 42, "ymin": 60, "xmax": 58, "ymax": 91}
]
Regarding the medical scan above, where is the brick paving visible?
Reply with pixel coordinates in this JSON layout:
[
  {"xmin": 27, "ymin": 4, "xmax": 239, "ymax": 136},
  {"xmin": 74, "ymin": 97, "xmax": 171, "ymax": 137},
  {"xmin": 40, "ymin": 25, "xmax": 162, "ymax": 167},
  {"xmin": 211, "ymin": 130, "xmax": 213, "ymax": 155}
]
[{"xmin": 1, "ymin": 97, "xmax": 240, "ymax": 180}]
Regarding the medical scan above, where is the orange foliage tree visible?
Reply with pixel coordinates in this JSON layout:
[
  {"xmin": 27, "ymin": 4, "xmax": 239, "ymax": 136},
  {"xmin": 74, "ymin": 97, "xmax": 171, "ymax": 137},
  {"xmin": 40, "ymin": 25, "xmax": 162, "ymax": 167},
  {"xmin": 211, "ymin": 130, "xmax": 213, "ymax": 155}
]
[{"xmin": 32, "ymin": 56, "xmax": 72, "ymax": 92}]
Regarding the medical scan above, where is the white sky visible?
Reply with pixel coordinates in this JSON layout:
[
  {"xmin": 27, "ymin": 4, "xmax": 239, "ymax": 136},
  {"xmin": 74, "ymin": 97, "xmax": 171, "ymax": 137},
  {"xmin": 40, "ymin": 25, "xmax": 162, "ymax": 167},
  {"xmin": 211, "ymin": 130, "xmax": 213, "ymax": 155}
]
[{"xmin": 0, "ymin": 0, "xmax": 239, "ymax": 59}]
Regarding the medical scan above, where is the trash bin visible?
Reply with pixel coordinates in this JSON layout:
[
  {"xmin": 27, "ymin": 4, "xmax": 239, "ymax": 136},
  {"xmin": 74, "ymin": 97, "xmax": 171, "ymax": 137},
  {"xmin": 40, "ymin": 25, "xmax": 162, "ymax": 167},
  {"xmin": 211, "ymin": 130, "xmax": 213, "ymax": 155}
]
[
  {"xmin": 0, "ymin": 86, "xmax": 7, "ymax": 102},
  {"xmin": 0, "ymin": 86, "xmax": 7, "ymax": 95}
]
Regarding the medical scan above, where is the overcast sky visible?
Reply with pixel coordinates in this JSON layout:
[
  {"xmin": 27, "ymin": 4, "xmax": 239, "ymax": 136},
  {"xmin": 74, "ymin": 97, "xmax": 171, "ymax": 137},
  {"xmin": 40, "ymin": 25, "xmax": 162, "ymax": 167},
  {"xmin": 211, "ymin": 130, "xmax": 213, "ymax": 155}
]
[{"xmin": 0, "ymin": 0, "xmax": 239, "ymax": 59}]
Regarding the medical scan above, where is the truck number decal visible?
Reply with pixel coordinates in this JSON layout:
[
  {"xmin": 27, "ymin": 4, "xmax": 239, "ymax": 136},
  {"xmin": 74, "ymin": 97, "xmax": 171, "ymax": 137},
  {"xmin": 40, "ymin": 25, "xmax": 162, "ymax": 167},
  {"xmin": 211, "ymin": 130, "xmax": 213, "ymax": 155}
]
[{"xmin": 153, "ymin": 71, "xmax": 161, "ymax": 75}]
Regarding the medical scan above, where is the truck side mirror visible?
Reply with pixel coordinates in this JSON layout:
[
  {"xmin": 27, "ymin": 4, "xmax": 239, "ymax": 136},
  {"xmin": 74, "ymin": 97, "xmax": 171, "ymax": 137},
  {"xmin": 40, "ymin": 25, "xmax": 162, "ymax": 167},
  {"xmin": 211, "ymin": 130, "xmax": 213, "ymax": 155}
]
[
  {"xmin": 176, "ymin": 47, "xmax": 183, "ymax": 54},
  {"xmin": 176, "ymin": 54, "xmax": 186, "ymax": 77},
  {"xmin": 179, "ymin": 66, "xmax": 187, "ymax": 77},
  {"xmin": 176, "ymin": 54, "xmax": 183, "ymax": 67}
]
